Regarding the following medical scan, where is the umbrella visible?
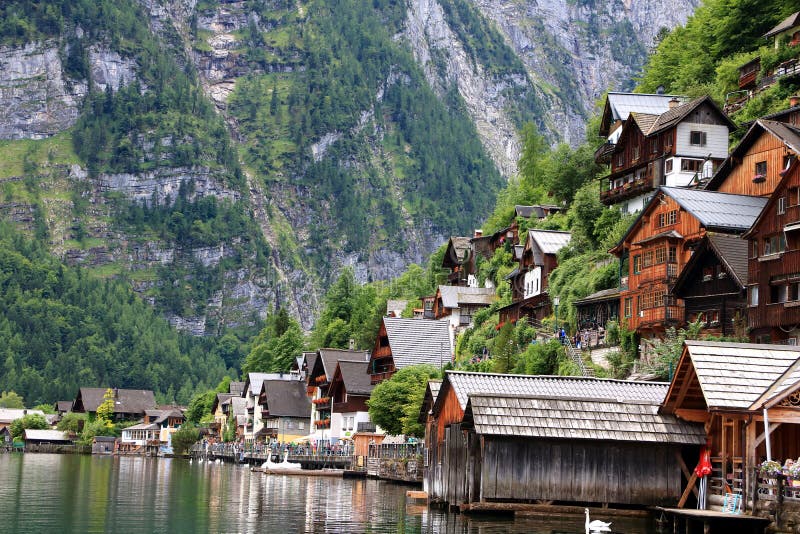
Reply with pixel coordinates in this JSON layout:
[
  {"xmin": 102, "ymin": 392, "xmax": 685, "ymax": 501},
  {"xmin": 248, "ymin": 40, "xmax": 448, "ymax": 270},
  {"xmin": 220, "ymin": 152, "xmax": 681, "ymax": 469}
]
[{"xmin": 695, "ymin": 443, "xmax": 712, "ymax": 510}]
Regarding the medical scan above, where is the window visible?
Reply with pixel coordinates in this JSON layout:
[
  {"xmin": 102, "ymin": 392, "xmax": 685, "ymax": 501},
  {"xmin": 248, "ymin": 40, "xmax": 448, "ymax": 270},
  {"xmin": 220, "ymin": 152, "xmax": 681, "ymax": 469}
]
[
  {"xmin": 668, "ymin": 247, "xmax": 677, "ymax": 264},
  {"xmin": 779, "ymin": 197, "xmax": 787, "ymax": 215},
  {"xmin": 771, "ymin": 284, "xmax": 788, "ymax": 304},
  {"xmin": 633, "ymin": 255, "xmax": 641, "ymax": 274},
  {"xmin": 665, "ymin": 158, "xmax": 674, "ymax": 174},
  {"xmin": 681, "ymin": 159, "xmax": 703, "ymax": 172},
  {"xmin": 650, "ymin": 139, "xmax": 658, "ymax": 154},
  {"xmin": 752, "ymin": 239, "xmax": 759, "ymax": 258},
  {"xmin": 617, "ymin": 154, "xmax": 624, "ymax": 167},
  {"xmin": 298, "ymin": 421, "xmax": 304, "ymax": 430},
  {"xmin": 624, "ymin": 298, "xmax": 632, "ymax": 318},
  {"xmin": 791, "ymin": 282, "xmax": 800, "ymax": 302},
  {"xmin": 749, "ymin": 286, "xmax": 759, "ymax": 306},
  {"xmin": 642, "ymin": 250, "xmax": 655, "ymax": 267},
  {"xmin": 633, "ymin": 145, "xmax": 640, "ymax": 161},
  {"xmin": 689, "ymin": 130, "xmax": 707, "ymax": 146},
  {"xmin": 755, "ymin": 161, "xmax": 767, "ymax": 177},
  {"xmin": 764, "ymin": 234, "xmax": 786, "ymax": 255},
  {"xmin": 655, "ymin": 247, "xmax": 666, "ymax": 264},
  {"xmin": 657, "ymin": 210, "xmax": 678, "ymax": 228}
]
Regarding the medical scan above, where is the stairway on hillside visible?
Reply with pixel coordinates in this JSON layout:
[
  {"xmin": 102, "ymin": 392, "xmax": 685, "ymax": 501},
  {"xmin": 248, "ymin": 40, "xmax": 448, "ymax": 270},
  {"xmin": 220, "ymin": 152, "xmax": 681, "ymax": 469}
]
[{"xmin": 563, "ymin": 338, "xmax": 595, "ymax": 378}]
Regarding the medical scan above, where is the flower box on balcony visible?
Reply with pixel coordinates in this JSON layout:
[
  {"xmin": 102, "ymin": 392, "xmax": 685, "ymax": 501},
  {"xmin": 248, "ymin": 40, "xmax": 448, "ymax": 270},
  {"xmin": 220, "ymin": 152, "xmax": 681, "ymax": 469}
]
[
  {"xmin": 312, "ymin": 397, "xmax": 330, "ymax": 405},
  {"xmin": 753, "ymin": 174, "xmax": 766, "ymax": 183}
]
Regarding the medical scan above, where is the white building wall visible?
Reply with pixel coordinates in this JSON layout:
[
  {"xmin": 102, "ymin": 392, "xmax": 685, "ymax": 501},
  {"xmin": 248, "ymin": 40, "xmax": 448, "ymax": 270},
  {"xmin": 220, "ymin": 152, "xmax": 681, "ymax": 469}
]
[
  {"xmin": 523, "ymin": 267, "xmax": 542, "ymax": 299},
  {"xmin": 675, "ymin": 122, "xmax": 729, "ymax": 159}
]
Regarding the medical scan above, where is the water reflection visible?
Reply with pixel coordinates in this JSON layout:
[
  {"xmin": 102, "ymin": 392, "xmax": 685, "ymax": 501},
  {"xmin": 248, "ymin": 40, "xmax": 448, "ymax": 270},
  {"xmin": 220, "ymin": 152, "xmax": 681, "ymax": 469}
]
[{"xmin": 0, "ymin": 454, "xmax": 657, "ymax": 533}]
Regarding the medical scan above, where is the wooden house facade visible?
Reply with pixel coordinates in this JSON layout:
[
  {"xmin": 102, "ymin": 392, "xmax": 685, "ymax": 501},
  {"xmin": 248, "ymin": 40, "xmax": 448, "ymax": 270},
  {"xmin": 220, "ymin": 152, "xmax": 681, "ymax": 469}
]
[
  {"xmin": 499, "ymin": 230, "xmax": 571, "ymax": 327},
  {"xmin": 72, "ymin": 388, "xmax": 156, "ymax": 421},
  {"xmin": 705, "ymin": 119, "xmax": 800, "ymax": 197},
  {"xmin": 743, "ymin": 159, "xmax": 800, "ymax": 343},
  {"xmin": 307, "ymin": 349, "xmax": 367, "ymax": 438},
  {"xmin": 574, "ymin": 287, "xmax": 620, "ymax": 331},
  {"xmin": 424, "ymin": 371, "xmax": 703, "ymax": 510},
  {"xmin": 611, "ymin": 187, "xmax": 766, "ymax": 338},
  {"xmin": 600, "ymin": 96, "xmax": 735, "ymax": 214},
  {"xmin": 671, "ymin": 233, "xmax": 749, "ymax": 337},
  {"xmin": 442, "ymin": 236, "xmax": 473, "ymax": 286},
  {"xmin": 424, "ymin": 285, "xmax": 496, "ymax": 329},
  {"xmin": 257, "ymin": 379, "xmax": 311, "ymax": 442},
  {"xmin": 661, "ymin": 340, "xmax": 800, "ymax": 512},
  {"xmin": 327, "ymin": 359, "xmax": 374, "ymax": 440}
]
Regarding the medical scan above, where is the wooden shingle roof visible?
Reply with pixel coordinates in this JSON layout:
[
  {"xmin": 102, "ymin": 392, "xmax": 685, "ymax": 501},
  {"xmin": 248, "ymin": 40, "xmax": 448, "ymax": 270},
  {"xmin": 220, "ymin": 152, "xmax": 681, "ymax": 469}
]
[
  {"xmin": 764, "ymin": 11, "xmax": 800, "ymax": 38},
  {"xmin": 318, "ymin": 349, "xmax": 369, "ymax": 380},
  {"xmin": 440, "ymin": 371, "xmax": 668, "ymax": 413},
  {"xmin": 336, "ymin": 360, "xmax": 374, "ymax": 396},
  {"xmin": 463, "ymin": 394, "xmax": 706, "ymax": 445},
  {"xmin": 679, "ymin": 340, "xmax": 800, "ymax": 410},
  {"xmin": 383, "ymin": 317, "xmax": 451, "ymax": 369},
  {"xmin": 74, "ymin": 388, "xmax": 156, "ymax": 414},
  {"xmin": 438, "ymin": 285, "xmax": 496, "ymax": 308},
  {"xmin": 261, "ymin": 380, "xmax": 311, "ymax": 418}
]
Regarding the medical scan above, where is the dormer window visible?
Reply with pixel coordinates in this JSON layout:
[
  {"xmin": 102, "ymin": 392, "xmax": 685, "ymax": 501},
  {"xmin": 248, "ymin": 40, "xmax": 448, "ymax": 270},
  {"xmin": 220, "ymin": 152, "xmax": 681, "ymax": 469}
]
[{"xmin": 689, "ymin": 131, "xmax": 706, "ymax": 146}]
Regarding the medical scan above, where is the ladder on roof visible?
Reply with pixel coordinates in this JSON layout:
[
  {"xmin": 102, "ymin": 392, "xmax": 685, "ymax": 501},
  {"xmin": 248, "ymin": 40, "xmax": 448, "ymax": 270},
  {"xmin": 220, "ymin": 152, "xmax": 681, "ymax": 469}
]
[{"xmin": 563, "ymin": 338, "xmax": 594, "ymax": 377}]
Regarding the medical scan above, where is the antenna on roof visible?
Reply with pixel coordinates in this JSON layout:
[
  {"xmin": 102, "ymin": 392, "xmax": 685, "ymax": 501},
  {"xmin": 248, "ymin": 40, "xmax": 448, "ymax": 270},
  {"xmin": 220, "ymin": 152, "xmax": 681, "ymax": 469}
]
[{"xmin": 656, "ymin": 85, "xmax": 665, "ymax": 95}]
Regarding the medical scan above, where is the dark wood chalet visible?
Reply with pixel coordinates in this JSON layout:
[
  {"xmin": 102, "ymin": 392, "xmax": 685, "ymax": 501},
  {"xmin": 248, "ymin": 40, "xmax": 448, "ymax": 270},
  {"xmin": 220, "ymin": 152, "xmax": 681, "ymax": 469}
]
[
  {"xmin": 72, "ymin": 388, "xmax": 156, "ymax": 421},
  {"xmin": 499, "ymin": 229, "xmax": 571, "ymax": 327},
  {"xmin": 600, "ymin": 96, "xmax": 735, "ymax": 213},
  {"xmin": 705, "ymin": 119, "xmax": 800, "ymax": 197},
  {"xmin": 442, "ymin": 236, "xmax": 473, "ymax": 286},
  {"xmin": 258, "ymin": 379, "xmax": 311, "ymax": 442},
  {"xmin": 328, "ymin": 360, "xmax": 372, "ymax": 419},
  {"xmin": 470, "ymin": 205, "xmax": 558, "ymax": 261},
  {"xmin": 743, "ymin": 158, "xmax": 800, "ymax": 343},
  {"xmin": 671, "ymin": 233, "xmax": 748, "ymax": 337},
  {"xmin": 661, "ymin": 340, "xmax": 800, "ymax": 512},
  {"xmin": 425, "ymin": 371, "xmax": 703, "ymax": 510},
  {"xmin": 307, "ymin": 349, "xmax": 367, "ymax": 435},
  {"xmin": 611, "ymin": 187, "xmax": 766, "ymax": 338},
  {"xmin": 368, "ymin": 317, "xmax": 450, "ymax": 384}
]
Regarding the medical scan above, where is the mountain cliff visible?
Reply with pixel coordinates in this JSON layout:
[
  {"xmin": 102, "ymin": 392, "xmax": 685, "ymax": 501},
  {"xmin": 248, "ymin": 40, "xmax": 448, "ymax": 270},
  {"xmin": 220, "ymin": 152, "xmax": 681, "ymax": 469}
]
[{"xmin": 0, "ymin": 0, "xmax": 697, "ymax": 331}]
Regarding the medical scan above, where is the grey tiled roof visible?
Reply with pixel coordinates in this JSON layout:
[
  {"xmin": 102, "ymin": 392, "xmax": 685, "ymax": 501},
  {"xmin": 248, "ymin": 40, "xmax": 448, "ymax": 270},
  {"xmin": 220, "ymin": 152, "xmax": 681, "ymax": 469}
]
[
  {"xmin": 764, "ymin": 11, "xmax": 800, "ymax": 38},
  {"xmin": 318, "ymin": 349, "xmax": 369, "ymax": 380},
  {"xmin": 438, "ymin": 285, "xmax": 496, "ymax": 308},
  {"xmin": 261, "ymin": 380, "xmax": 311, "ymax": 418},
  {"xmin": 684, "ymin": 340, "xmax": 800, "ymax": 410},
  {"xmin": 465, "ymin": 394, "xmax": 706, "ymax": 445},
  {"xmin": 661, "ymin": 187, "xmax": 768, "ymax": 231},
  {"xmin": 383, "ymin": 317, "xmax": 451, "ymax": 369},
  {"xmin": 441, "ymin": 371, "xmax": 668, "ymax": 412},
  {"xmin": 428, "ymin": 379, "xmax": 442, "ymax": 402},
  {"xmin": 23, "ymin": 429, "xmax": 71, "ymax": 441},
  {"xmin": 229, "ymin": 381, "xmax": 245, "ymax": 396},
  {"xmin": 707, "ymin": 233, "xmax": 749, "ymax": 286},
  {"xmin": 336, "ymin": 360, "xmax": 374, "ymax": 396},
  {"xmin": 75, "ymin": 388, "xmax": 156, "ymax": 414},
  {"xmin": 752, "ymin": 357, "xmax": 800, "ymax": 409},
  {"xmin": 245, "ymin": 373, "xmax": 293, "ymax": 397},
  {"xmin": 574, "ymin": 287, "xmax": 621, "ymax": 306},
  {"xmin": 606, "ymin": 92, "xmax": 685, "ymax": 123},
  {"xmin": 528, "ymin": 229, "xmax": 571, "ymax": 255}
]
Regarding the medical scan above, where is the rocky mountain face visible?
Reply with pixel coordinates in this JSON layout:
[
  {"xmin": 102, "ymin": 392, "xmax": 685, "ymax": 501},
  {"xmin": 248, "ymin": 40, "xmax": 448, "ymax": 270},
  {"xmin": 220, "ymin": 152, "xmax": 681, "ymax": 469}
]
[{"xmin": 0, "ymin": 0, "xmax": 697, "ymax": 333}]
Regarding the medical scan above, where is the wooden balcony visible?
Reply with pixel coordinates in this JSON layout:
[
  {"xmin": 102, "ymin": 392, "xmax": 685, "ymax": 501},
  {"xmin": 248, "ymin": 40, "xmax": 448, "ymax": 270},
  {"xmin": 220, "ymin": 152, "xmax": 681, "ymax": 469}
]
[
  {"xmin": 370, "ymin": 370, "xmax": 395, "ymax": 384},
  {"xmin": 600, "ymin": 177, "xmax": 655, "ymax": 206},
  {"xmin": 635, "ymin": 263, "xmax": 679, "ymax": 286},
  {"xmin": 594, "ymin": 142, "xmax": 615, "ymax": 164},
  {"xmin": 637, "ymin": 303, "xmax": 683, "ymax": 327}
]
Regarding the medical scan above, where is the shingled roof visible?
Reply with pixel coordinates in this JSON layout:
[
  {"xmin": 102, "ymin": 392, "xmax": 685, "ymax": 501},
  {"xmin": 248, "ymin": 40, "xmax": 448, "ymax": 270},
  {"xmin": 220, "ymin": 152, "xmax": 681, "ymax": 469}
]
[
  {"xmin": 599, "ymin": 92, "xmax": 686, "ymax": 136},
  {"xmin": 675, "ymin": 340, "xmax": 800, "ymax": 410},
  {"xmin": 260, "ymin": 380, "xmax": 311, "ymax": 418},
  {"xmin": 438, "ymin": 285, "xmax": 496, "ymax": 308},
  {"xmin": 574, "ymin": 287, "xmax": 621, "ymax": 306},
  {"xmin": 527, "ymin": 229, "xmax": 571, "ymax": 256},
  {"xmin": 382, "ymin": 317, "xmax": 451, "ymax": 369},
  {"xmin": 672, "ymin": 233, "xmax": 749, "ymax": 295},
  {"xmin": 73, "ymin": 388, "xmax": 156, "ymax": 415},
  {"xmin": 438, "ymin": 371, "xmax": 668, "ymax": 414},
  {"xmin": 463, "ymin": 394, "xmax": 705, "ymax": 445},
  {"xmin": 317, "ymin": 349, "xmax": 369, "ymax": 380},
  {"xmin": 663, "ymin": 187, "xmax": 768, "ymax": 231},
  {"xmin": 764, "ymin": 11, "xmax": 800, "ymax": 38},
  {"xmin": 644, "ymin": 95, "xmax": 736, "ymax": 136},
  {"xmin": 335, "ymin": 360, "xmax": 374, "ymax": 396}
]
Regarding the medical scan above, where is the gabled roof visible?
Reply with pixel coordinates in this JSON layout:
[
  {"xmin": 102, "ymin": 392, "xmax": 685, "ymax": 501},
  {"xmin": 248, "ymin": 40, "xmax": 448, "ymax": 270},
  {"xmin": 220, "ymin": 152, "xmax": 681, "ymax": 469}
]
[
  {"xmin": 260, "ymin": 380, "xmax": 311, "ymax": 418},
  {"xmin": 437, "ymin": 371, "xmax": 668, "ymax": 414},
  {"xmin": 463, "ymin": 394, "xmax": 705, "ymax": 445},
  {"xmin": 743, "ymin": 158, "xmax": 800, "ymax": 239},
  {"xmin": 317, "ymin": 349, "xmax": 369, "ymax": 380},
  {"xmin": 599, "ymin": 92, "xmax": 686, "ymax": 136},
  {"xmin": 334, "ymin": 360, "xmax": 374, "ymax": 396},
  {"xmin": 438, "ymin": 285, "xmax": 496, "ymax": 308},
  {"xmin": 705, "ymin": 119, "xmax": 800, "ymax": 190},
  {"xmin": 123, "ymin": 422, "xmax": 160, "ymax": 432},
  {"xmin": 672, "ymin": 233, "xmax": 749, "ymax": 295},
  {"xmin": 55, "ymin": 401, "xmax": 72, "ymax": 413},
  {"xmin": 23, "ymin": 430, "xmax": 70, "ymax": 442},
  {"xmin": 0, "ymin": 409, "xmax": 45, "ymax": 424},
  {"xmin": 418, "ymin": 379, "xmax": 443, "ymax": 424},
  {"xmin": 74, "ymin": 388, "xmax": 156, "ymax": 414},
  {"xmin": 244, "ymin": 372, "xmax": 296, "ymax": 397},
  {"xmin": 573, "ymin": 287, "xmax": 621, "ymax": 306},
  {"xmin": 442, "ymin": 236, "xmax": 472, "ymax": 267},
  {"xmin": 643, "ymin": 95, "xmax": 736, "ymax": 136},
  {"xmin": 230, "ymin": 397, "xmax": 248, "ymax": 417},
  {"xmin": 764, "ymin": 11, "xmax": 800, "ymax": 38},
  {"xmin": 381, "ymin": 317, "xmax": 451, "ymax": 369},
  {"xmin": 229, "ymin": 382, "xmax": 245, "ymax": 396},
  {"xmin": 673, "ymin": 340, "xmax": 800, "ymax": 411},
  {"xmin": 527, "ymin": 229, "xmax": 572, "ymax": 255},
  {"xmin": 515, "ymin": 205, "xmax": 562, "ymax": 218},
  {"xmin": 630, "ymin": 112, "xmax": 659, "ymax": 134},
  {"xmin": 750, "ymin": 356, "xmax": 800, "ymax": 410}
]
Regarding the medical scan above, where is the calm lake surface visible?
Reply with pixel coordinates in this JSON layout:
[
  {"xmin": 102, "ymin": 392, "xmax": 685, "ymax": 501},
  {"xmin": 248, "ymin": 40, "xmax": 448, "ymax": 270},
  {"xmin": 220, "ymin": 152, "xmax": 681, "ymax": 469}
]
[{"xmin": 0, "ymin": 453, "xmax": 659, "ymax": 533}]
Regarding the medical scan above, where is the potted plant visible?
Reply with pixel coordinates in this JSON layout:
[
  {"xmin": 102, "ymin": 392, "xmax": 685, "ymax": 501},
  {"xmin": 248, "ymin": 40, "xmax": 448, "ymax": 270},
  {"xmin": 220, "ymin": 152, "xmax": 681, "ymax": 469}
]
[
  {"xmin": 752, "ymin": 173, "xmax": 766, "ymax": 183},
  {"xmin": 789, "ymin": 463, "xmax": 800, "ymax": 486},
  {"xmin": 760, "ymin": 459, "xmax": 783, "ymax": 477}
]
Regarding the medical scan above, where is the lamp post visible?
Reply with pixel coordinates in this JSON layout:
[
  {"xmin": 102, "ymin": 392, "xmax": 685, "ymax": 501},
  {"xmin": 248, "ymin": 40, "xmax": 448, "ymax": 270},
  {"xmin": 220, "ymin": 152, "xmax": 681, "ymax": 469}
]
[{"xmin": 553, "ymin": 295, "xmax": 560, "ymax": 333}]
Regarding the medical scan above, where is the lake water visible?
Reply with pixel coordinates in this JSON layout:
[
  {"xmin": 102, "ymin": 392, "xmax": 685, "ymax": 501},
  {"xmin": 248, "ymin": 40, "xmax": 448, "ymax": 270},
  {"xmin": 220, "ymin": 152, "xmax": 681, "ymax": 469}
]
[{"xmin": 0, "ymin": 453, "xmax": 658, "ymax": 533}]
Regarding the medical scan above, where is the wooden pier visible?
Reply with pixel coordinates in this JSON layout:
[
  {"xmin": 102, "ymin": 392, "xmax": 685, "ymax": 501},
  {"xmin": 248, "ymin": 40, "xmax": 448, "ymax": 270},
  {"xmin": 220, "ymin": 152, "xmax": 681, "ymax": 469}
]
[{"xmin": 654, "ymin": 507, "xmax": 770, "ymax": 534}]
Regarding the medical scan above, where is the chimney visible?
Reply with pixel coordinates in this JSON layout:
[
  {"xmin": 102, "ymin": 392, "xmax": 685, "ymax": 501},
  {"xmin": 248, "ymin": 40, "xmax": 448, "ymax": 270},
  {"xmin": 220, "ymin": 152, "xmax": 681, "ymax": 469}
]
[
  {"xmin": 668, "ymin": 97, "xmax": 680, "ymax": 109},
  {"xmin": 791, "ymin": 95, "xmax": 800, "ymax": 107},
  {"xmin": 474, "ymin": 229, "xmax": 483, "ymax": 238},
  {"xmin": 656, "ymin": 85, "xmax": 665, "ymax": 95},
  {"xmin": 349, "ymin": 338, "xmax": 355, "ymax": 351}
]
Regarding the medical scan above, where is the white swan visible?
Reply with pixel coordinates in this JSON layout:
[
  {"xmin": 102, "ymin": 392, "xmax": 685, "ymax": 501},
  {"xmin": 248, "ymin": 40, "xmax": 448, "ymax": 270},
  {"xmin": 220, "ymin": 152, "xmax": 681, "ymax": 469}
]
[
  {"xmin": 261, "ymin": 448, "xmax": 301, "ymax": 471},
  {"xmin": 585, "ymin": 508, "xmax": 612, "ymax": 533}
]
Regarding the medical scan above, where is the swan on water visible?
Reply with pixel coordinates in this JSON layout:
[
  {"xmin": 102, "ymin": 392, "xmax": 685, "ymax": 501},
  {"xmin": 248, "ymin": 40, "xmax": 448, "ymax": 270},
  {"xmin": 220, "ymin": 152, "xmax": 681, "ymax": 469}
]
[
  {"xmin": 261, "ymin": 448, "xmax": 301, "ymax": 471},
  {"xmin": 585, "ymin": 508, "xmax": 612, "ymax": 533}
]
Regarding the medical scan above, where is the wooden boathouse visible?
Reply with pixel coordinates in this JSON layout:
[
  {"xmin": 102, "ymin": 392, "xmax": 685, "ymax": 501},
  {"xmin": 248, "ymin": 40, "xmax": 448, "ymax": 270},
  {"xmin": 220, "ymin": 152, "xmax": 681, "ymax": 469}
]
[{"xmin": 424, "ymin": 371, "xmax": 705, "ymax": 510}]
